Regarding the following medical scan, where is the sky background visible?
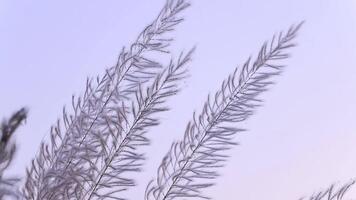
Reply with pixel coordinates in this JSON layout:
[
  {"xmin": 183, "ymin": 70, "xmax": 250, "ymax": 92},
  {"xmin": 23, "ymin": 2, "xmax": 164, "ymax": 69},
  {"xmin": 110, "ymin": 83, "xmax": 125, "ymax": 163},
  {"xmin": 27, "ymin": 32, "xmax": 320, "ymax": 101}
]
[{"xmin": 1, "ymin": 0, "xmax": 356, "ymax": 199}]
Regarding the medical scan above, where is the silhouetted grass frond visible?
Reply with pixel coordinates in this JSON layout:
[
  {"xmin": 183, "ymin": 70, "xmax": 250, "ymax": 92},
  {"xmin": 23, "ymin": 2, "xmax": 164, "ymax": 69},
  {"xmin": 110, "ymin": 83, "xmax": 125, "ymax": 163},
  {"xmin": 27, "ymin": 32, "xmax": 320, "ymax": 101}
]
[
  {"xmin": 145, "ymin": 22, "xmax": 303, "ymax": 200},
  {"xmin": 299, "ymin": 180, "xmax": 355, "ymax": 200},
  {"xmin": 23, "ymin": 0, "xmax": 191, "ymax": 199},
  {"xmin": 0, "ymin": 108, "xmax": 27, "ymax": 199}
]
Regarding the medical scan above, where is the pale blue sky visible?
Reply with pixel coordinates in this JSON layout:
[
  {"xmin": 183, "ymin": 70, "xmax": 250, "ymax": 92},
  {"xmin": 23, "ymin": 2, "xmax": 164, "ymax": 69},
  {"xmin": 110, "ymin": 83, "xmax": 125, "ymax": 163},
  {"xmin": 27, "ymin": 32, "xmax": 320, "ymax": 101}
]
[{"xmin": 1, "ymin": 0, "xmax": 356, "ymax": 199}]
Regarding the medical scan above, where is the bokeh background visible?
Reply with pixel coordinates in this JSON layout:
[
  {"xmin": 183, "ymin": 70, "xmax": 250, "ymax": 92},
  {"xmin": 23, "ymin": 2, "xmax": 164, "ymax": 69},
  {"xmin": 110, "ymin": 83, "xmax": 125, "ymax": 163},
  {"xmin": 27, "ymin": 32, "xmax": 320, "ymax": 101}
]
[{"xmin": 1, "ymin": 0, "xmax": 356, "ymax": 199}]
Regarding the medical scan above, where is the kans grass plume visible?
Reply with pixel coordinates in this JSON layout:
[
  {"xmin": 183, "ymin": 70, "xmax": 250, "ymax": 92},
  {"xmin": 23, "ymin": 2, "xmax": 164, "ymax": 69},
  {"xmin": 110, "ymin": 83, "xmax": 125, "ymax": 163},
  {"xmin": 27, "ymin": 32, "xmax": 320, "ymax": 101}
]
[
  {"xmin": 23, "ymin": 0, "xmax": 191, "ymax": 199},
  {"xmin": 299, "ymin": 180, "xmax": 355, "ymax": 200},
  {"xmin": 0, "ymin": 108, "xmax": 27, "ymax": 199},
  {"xmin": 145, "ymin": 22, "xmax": 303, "ymax": 200},
  {"xmin": 0, "ymin": 0, "xmax": 323, "ymax": 200}
]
